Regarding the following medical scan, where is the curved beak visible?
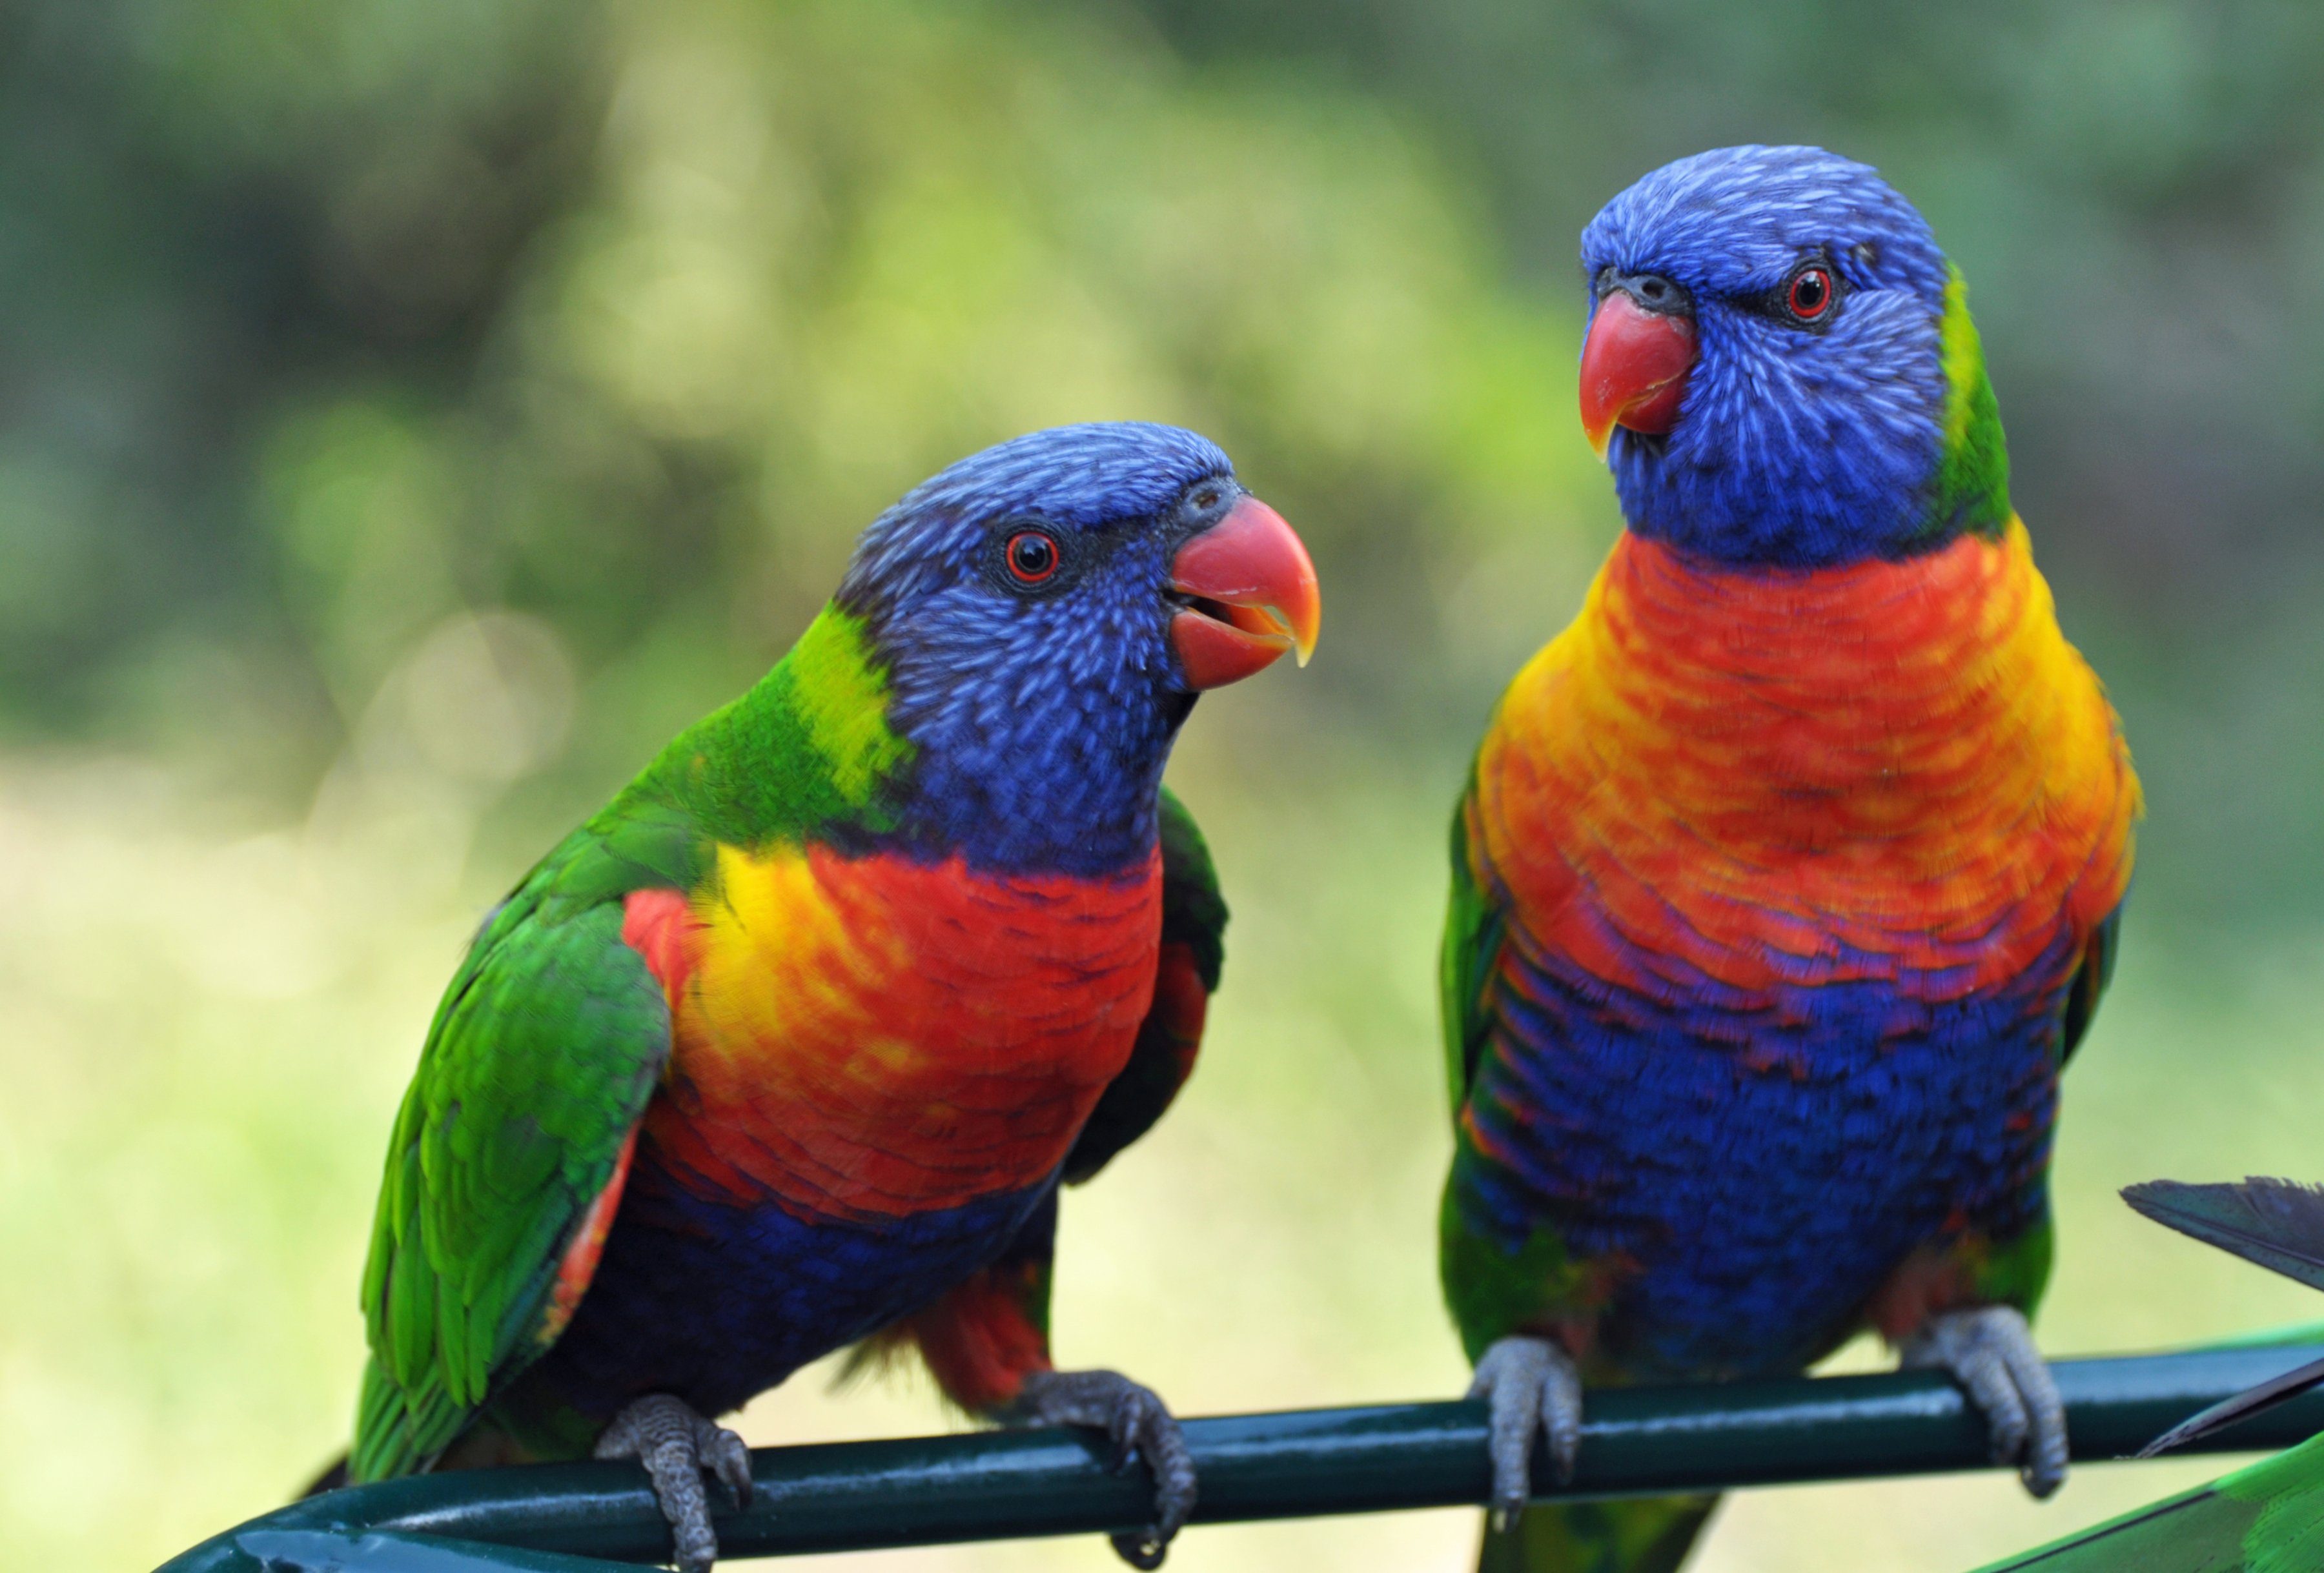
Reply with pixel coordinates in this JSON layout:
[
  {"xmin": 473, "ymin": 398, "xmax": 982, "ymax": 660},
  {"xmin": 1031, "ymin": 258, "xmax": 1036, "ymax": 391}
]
[
  {"xmin": 1167, "ymin": 495, "xmax": 1321, "ymax": 691},
  {"xmin": 1578, "ymin": 290, "xmax": 1697, "ymax": 459}
]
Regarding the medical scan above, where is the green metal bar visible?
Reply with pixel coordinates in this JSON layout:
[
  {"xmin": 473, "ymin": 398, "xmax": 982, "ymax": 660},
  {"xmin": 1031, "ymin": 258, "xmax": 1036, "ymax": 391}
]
[{"xmin": 158, "ymin": 1346, "xmax": 2324, "ymax": 1572}]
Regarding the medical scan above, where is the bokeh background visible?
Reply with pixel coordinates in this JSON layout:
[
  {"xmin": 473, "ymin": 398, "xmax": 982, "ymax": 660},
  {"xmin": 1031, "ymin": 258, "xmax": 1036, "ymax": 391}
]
[{"xmin": 6, "ymin": 1, "xmax": 2324, "ymax": 1569}]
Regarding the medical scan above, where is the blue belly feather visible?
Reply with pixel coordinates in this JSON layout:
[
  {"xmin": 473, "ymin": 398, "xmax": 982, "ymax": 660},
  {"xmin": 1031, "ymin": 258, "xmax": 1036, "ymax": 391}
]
[
  {"xmin": 525, "ymin": 1151, "xmax": 1054, "ymax": 1423},
  {"xmin": 1452, "ymin": 923, "xmax": 2079, "ymax": 1379}
]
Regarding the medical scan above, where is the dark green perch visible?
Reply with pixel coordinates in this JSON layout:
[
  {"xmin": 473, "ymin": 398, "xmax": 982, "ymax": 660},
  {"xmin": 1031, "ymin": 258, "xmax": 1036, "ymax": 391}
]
[{"xmin": 159, "ymin": 1345, "xmax": 2324, "ymax": 1573}]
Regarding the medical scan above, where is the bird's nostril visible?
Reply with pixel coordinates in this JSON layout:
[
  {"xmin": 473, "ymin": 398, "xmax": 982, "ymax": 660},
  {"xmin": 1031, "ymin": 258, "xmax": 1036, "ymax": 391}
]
[{"xmin": 1611, "ymin": 271, "xmax": 1690, "ymax": 317}]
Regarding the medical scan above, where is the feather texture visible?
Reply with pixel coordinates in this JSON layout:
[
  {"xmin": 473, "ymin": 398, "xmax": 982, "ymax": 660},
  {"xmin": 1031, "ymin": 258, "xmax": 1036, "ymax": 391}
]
[
  {"xmin": 1439, "ymin": 145, "xmax": 2138, "ymax": 1573},
  {"xmin": 2136, "ymin": 1355, "xmax": 2324, "ymax": 1459},
  {"xmin": 2123, "ymin": 1178, "xmax": 2324, "ymax": 1457},
  {"xmin": 2125, "ymin": 1180, "xmax": 2324, "ymax": 1295},
  {"xmin": 1443, "ymin": 516, "xmax": 2136, "ymax": 1375},
  {"xmin": 345, "ymin": 423, "xmax": 1250, "ymax": 1484},
  {"xmin": 1973, "ymin": 1431, "xmax": 2324, "ymax": 1572}
]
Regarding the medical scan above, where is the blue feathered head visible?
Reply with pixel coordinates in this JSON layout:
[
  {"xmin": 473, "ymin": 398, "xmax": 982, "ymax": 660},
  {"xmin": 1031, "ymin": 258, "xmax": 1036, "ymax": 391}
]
[
  {"xmin": 1578, "ymin": 145, "xmax": 2010, "ymax": 567},
  {"xmin": 835, "ymin": 422, "xmax": 1319, "ymax": 873}
]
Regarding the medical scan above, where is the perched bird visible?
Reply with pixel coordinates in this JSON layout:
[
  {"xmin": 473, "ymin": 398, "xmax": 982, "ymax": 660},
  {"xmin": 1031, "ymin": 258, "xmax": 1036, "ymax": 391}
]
[
  {"xmin": 1438, "ymin": 145, "xmax": 2139, "ymax": 1572},
  {"xmin": 1970, "ymin": 1177, "xmax": 2324, "ymax": 1572},
  {"xmin": 331, "ymin": 423, "xmax": 1320, "ymax": 1571}
]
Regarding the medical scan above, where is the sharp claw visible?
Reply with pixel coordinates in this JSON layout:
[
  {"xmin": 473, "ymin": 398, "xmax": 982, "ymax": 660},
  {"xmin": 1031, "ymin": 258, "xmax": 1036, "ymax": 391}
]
[
  {"xmin": 1140, "ymin": 1414, "xmax": 1198, "ymax": 1544},
  {"xmin": 705, "ymin": 1424, "xmax": 755, "ymax": 1508},
  {"xmin": 1108, "ymin": 1388, "xmax": 1154, "ymax": 1473},
  {"xmin": 1019, "ymin": 1368, "xmax": 1198, "ymax": 1568},
  {"xmin": 1109, "ymin": 1530, "xmax": 1168, "ymax": 1570},
  {"xmin": 1471, "ymin": 1335, "xmax": 1585, "ymax": 1527},
  {"xmin": 1901, "ymin": 1307, "xmax": 2068, "ymax": 1500},
  {"xmin": 1486, "ymin": 1377, "xmax": 1536, "ymax": 1524},
  {"xmin": 2014, "ymin": 1377, "xmax": 2068, "ymax": 1498},
  {"xmin": 595, "ymin": 1394, "xmax": 753, "ymax": 1571}
]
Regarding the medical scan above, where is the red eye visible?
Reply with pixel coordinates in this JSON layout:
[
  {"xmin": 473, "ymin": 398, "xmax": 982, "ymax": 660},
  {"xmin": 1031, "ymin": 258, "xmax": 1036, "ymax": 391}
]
[
  {"xmin": 1004, "ymin": 530, "xmax": 1059, "ymax": 584},
  {"xmin": 1787, "ymin": 266, "xmax": 1834, "ymax": 321}
]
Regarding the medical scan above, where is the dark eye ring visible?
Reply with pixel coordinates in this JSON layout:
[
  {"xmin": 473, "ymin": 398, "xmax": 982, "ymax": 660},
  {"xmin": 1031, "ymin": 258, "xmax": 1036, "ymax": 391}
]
[
  {"xmin": 1004, "ymin": 529, "xmax": 1061, "ymax": 584},
  {"xmin": 1785, "ymin": 264, "xmax": 1835, "ymax": 323}
]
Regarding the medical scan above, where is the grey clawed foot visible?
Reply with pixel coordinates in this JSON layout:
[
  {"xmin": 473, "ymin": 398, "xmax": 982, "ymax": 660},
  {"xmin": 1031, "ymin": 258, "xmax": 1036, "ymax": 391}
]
[
  {"xmin": 1901, "ymin": 1305, "xmax": 2068, "ymax": 1499},
  {"xmin": 1019, "ymin": 1368, "xmax": 1198, "ymax": 1568},
  {"xmin": 1468, "ymin": 1334, "xmax": 1584, "ymax": 1530},
  {"xmin": 595, "ymin": 1393, "xmax": 755, "ymax": 1573}
]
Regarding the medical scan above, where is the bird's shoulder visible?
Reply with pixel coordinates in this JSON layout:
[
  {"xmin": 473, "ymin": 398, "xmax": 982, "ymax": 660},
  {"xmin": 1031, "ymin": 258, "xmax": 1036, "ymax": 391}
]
[
  {"xmin": 353, "ymin": 817, "xmax": 678, "ymax": 1479},
  {"xmin": 1055, "ymin": 787, "xmax": 1225, "ymax": 1186},
  {"xmin": 600, "ymin": 602, "xmax": 917, "ymax": 862}
]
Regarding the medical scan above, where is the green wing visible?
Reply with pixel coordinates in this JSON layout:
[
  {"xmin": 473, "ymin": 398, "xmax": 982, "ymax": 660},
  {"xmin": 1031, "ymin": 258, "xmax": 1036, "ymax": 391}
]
[
  {"xmin": 1440, "ymin": 777, "xmax": 1505, "ymax": 1121},
  {"xmin": 2059, "ymin": 905, "xmax": 2123, "ymax": 1069},
  {"xmin": 346, "ymin": 604, "xmax": 914, "ymax": 1477},
  {"xmin": 1154, "ymin": 784, "xmax": 1228, "ymax": 989},
  {"xmin": 1971, "ymin": 1433, "xmax": 2324, "ymax": 1572},
  {"xmin": 1061, "ymin": 786, "xmax": 1226, "ymax": 1185},
  {"xmin": 349, "ymin": 828, "xmax": 679, "ymax": 1481},
  {"xmin": 1437, "ymin": 771, "xmax": 1603, "ymax": 1362}
]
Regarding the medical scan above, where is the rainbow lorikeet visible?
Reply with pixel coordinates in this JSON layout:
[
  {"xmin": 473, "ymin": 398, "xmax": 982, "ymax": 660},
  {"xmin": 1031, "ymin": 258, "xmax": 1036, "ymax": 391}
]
[
  {"xmin": 1971, "ymin": 1177, "xmax": 2324, "ymax": 1571},
  {"xmin": 331, "ymin": 423, "xmax": 1321, "ymax": 1571},
  {"xmin": 1438, "ymin": 146, "xmax": 2140, "ymax": 1572}
]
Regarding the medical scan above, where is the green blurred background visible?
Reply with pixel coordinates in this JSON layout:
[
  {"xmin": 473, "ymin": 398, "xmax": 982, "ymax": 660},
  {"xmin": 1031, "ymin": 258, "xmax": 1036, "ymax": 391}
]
[{"xmin": 5, "ymin": 1, "xmax": 2323, "ymax": 1568}]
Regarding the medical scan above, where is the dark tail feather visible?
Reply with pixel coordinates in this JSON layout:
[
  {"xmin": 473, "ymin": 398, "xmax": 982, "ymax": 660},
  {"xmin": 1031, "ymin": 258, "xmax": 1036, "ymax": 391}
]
[
  {"xmin": 2123, "ymin": 1178, "xmax": 2324, "ymax": 1294},
  {"xmin": 301, "ymin": 1455, "xmax": 351, "ymax": 1499},
  {"xmin": 1479, "ymin": 1494, "xmax": 1717, "ymax": 1573},
  {"xmin": 2139, "ymin": 1353, "xmax": 2324, "ymax": 1458}
]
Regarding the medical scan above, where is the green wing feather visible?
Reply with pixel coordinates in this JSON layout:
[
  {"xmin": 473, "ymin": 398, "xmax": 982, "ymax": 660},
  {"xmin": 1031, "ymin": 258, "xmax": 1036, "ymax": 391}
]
[
  {"xmin": 347, "ymin": 603, "xmax": 915, "ymax": 1481},
  {"xmin": 1438, "ymin": 769, "xmax": 1600, "ymax": 1363},
  {"xmin": 1155, "ymin": 784, "xmax": 1228, "ymax": 990},
  {"xmin": 349, "ymin": 829, "xmax": 677, "ymax": 1481},
  {"xmin": 1970, "ymin": 1433, "xmax": 2324, "ymax": 1572},
  {"xmin": 1440, "ymin": 780, "xmax": 1503, "ymax": 1120},
  {"xmin": 2059, "ymin": 906, "xmax": 2122, "ymax": 1068},
  {"xmin": 1061, "ymin": 786, "xmax": 1225, "ymax": 1185}
]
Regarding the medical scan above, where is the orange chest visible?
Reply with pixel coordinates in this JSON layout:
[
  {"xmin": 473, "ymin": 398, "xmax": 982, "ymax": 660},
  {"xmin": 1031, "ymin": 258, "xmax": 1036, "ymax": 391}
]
[
  {"xmin": 623, "ymin": 844, "xmax": 1164, "ymax": 1219},
  {"xmin": 1474, "ymin": 523, "xmax": 2139, "ymax": 994}
]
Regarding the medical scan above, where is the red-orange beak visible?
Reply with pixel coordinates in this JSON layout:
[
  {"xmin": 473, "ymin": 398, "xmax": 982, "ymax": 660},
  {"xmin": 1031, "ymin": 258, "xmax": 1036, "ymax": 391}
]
[
  {"xmin": 1578, "ymin": 290, "xmax": 1696, "ymax": 459},
  {"xmin": 1167, "ymin": 495, "xmax": 1321, "ymax": 691}
]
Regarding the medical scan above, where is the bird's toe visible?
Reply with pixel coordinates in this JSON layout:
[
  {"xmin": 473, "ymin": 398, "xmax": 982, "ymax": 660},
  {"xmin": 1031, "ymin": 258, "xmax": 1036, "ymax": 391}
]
[
  {"xmin": 1020, "ymin": 1368, "xmax": 1198, "ymax": 1568},
  {"xmin": 1902, "ymin": 1306, "xmax": 2067, "ymax": 1500},
  {"xmin": 1469, "ymin": 1334, "xmax": 1584, "ymax": 1530},
  {"xmin": 699, "ymin": 1418, "xmax": 755, "ymax": 1508},
  {"xmin": 2001, "ymin": 1332, "xmax": 2069, "ymax": 1498},
  {"xmin": 595, "ymin": 1394, "xmax": 745, "ymax": 1572}
]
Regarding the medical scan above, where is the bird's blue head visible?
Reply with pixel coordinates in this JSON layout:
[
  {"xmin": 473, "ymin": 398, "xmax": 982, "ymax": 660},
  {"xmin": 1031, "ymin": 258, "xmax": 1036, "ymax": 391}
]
[
  {"xmin": 836, "ymin": 422, "xmax": 1320, "ymax": 874},
  {"xmin": 1578, "ymin": 145, "xmax": 2010, "ymax": 567}
]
